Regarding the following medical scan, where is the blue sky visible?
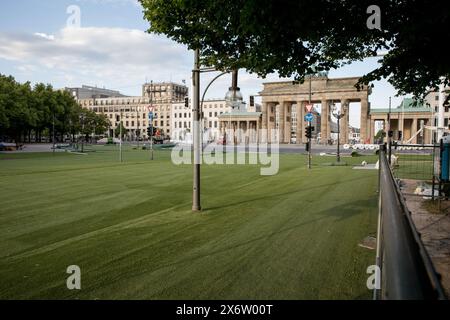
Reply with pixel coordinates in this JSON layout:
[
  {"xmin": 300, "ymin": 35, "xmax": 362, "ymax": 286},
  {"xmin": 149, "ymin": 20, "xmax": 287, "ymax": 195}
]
[{"xmin": 0, "ymin": 0, "xmax": 406, "ymax": 128}]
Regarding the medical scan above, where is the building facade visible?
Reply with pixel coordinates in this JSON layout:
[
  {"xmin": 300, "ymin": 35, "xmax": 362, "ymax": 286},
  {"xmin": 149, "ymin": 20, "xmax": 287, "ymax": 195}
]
[
  {"xmin": 171, "ymin": 99, "xmax": 230, "ymax": 143},
  {"xmin": 259, "ymin": 76, "xmax": 371, "ymax": 144},
  {"xmin": 369, "ymin": 89, "xmax": 450, "ymax": 144},
  {"xmin": 76, "ymin": 82, "xmax": 188, "ymax": 140},
  {"xmin": 142, "ymin": 82, "xmax": 188, "ymax": 102}
]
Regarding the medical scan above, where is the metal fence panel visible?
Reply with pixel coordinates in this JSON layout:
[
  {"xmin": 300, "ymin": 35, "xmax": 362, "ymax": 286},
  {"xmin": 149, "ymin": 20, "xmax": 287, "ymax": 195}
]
[{"xmin": 376, "ymin": 145, "xmax": 446, "ymax": 300}]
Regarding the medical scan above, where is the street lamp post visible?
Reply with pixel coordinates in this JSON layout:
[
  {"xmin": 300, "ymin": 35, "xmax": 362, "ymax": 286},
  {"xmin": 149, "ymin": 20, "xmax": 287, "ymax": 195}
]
[
  {"xmin": 191, "ymin": 48, "xmax": 239, "ymax": 212},
  {"xmin": 331, "ymin": 102, "xmax": 345, "ymax": 163},
  {"xmin": 192, "ymin": 49, "xmax": 201, "ymax": 211},
  {"xmin": 147, "ymin": 82, "xmax": 154, "ymax": 161},
  {"xmin": 52, "ymin": 113, "xmax": 56, "ymax": 156},
  {"xmin": 119, "ymin": 108, "xmax": 123, "ymax": 162}
]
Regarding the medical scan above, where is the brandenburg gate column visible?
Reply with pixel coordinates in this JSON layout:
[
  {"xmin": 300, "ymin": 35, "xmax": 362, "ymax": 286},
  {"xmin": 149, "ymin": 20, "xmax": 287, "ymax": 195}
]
[
  {"xmin": 296, "ymin": 101, "xmax": 304, "ymax": 144},
  {"xmin": 321, "ymin": 99, "xmax": 329, "ymax": 144},
  {"xmin": 278, "ymin": 101, "xmax": 285, "ymax": 143},
  {"xmin": 360, "ymin": 98, "xmax": 369, "ymax": 143},
  {"xmin": 267, "ymin": 102, "xmax": 275, "ymax": 143},
  {"xmin": 261, "ymin": 102, "xmax": 268, "ymax": 143},
  {"xmin": 340, "ymin": 99, "xmax": 349, "ymax": 144},
  {"xmin": 411, "ymin": 117, "xmax": 418, "ymax": 144},
  {"xmin": 284, "ymin": 102, "xmax": 292, "ymax": 144}
]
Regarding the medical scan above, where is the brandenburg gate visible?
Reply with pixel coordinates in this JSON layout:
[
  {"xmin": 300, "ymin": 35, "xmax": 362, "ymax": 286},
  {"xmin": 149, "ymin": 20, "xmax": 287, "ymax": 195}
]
[{"xmin": 259, "ymin": 76, "xmax": 371, "ymax": 144}]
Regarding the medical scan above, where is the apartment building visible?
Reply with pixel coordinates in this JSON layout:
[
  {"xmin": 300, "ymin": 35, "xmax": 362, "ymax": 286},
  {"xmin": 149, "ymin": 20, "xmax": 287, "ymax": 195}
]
[
  {"xmin": 171, "ymin": 99, "xmax": 230, "ymax": 143},
  {"xmin": 76, "ymin": 82, "xmax": 188, "ymax": 139}
]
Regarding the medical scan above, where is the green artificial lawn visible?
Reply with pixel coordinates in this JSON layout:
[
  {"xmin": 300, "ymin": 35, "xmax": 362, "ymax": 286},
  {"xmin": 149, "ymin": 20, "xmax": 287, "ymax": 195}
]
[{"xmin": 0, "ymin": 146, "xmax": 378, "ymax": 299}]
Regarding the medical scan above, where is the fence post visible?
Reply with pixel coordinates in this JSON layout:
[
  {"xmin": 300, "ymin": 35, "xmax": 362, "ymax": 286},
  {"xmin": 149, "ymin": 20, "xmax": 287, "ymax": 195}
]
[
  {"xmin": 388, "ymin": 139, "xmax": 392, "ymax": 166},
  {"xmin": 374, "ymin": 144, "xmax": 385, "ymax": 299}
]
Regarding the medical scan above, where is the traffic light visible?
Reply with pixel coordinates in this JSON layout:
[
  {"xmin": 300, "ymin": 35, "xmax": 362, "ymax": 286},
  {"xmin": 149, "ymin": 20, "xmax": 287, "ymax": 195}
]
[
  {"xmin": 249, "ymin": 95, "xmax": 254, "ymax": 107},
  {"xmin": 184, "ymin": 96, "xmax": 189, "ymax": 109},
  {"xmin": 147, "ymin": 126, "xmax": 156, "ymax": 137},
  {"xmin": 305, "ymin": 141, "xmax": 310, "ymax": 152},
  {"xmin": 398, "ymin": 130, "xmax": 402, "ymax": 140},
  {"xmin": 305, "ymin": 126, "xmax": 313, "ymax": 139},
  {"xmin": 388, "ymin": 130, "xmax": 394, "ymax": 138}
]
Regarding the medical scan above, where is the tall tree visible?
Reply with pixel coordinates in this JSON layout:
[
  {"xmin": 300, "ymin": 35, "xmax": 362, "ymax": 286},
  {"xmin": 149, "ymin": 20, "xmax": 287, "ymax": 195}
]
[{"xmin": 140, "ymin": 0, "xmax": 450, "ymax": 98}]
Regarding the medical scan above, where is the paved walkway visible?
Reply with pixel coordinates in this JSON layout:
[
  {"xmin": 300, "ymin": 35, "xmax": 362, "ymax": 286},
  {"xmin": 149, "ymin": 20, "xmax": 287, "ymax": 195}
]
[
  {"xmin": 400, "ymin": 179, "xmax": 450, "ymax": 297},
  {"xmin": 0, "ymin": 144, "xmax": 61, "ymax": 153}
]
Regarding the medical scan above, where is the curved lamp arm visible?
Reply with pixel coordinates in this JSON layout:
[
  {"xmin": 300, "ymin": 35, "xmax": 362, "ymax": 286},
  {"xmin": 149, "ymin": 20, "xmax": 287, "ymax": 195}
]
[{"xmin": 200, "ymin": 71, "xmax": 229, "ymax": 114}]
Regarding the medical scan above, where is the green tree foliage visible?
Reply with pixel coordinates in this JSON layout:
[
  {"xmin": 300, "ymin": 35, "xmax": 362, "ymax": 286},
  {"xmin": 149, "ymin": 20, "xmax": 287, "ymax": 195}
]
[
  {"xmin": 0, "ymin": 74, "xmax": 111, "ymax": 143},
  {"xmin": 114, "ymin": 121, "xmax": 128, "ymax": 138},
  {"xmin": 140, "ymin": 0, "xmax": 450, "ymax": 98}
]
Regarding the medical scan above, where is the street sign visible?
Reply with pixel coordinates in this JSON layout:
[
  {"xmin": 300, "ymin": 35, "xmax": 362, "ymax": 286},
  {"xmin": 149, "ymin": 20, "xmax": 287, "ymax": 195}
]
[
  {"xmin": 304, "ymin": 113, "xmax": 314, "ymax": 122},
  {"xmin": 305, "ymin": 104, "xmax": 313, "ymax": 113},
  {"xmin": 148, "ymin": 112, "xmax": 154, "ymax": 120},
  {"xmin": 147, "ymin": 106, "xmax": 154, "ymax": 112}
]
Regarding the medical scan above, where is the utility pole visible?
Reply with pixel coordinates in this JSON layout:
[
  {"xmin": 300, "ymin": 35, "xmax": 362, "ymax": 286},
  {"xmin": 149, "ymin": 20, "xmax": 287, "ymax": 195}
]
[
  {"xmin": 307, "ymin": 74, "xmax": 312, "ymax": 169},
  {"xmin": 149, "ymin": 81, "xmax": 154, "ymax": 161},
  {"xmin": 119, "ymin": 108, "xmax": 123, "ymax": 162},
  {"xmin": 388, "ymin": 97, "xmax": 392, "ymax": 164},
  {"xmin": 52, "ymin": 113, "xmax": 55, "ymax": 156},
  {"xmin": 437, "ymin": 79, "xmax": 446, "ymax": 142},
  {"xmin": 80, "ymin": 113, "xmax": 85, "ymax": 153},
  {"xmin": 337, "ymin": 112, "xmax": 341, "ymax": 162},
  {"xmin": 136, "ymin": 107, "xmax": 140, "ymax": 149},
  {"xmin": 192, "ymin": 49, "xmax": 201, "ymax": 211}
]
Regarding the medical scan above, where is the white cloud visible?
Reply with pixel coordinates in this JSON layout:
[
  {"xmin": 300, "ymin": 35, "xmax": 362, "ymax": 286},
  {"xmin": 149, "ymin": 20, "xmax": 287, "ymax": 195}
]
[
  {"xmin": 34, "ymin": 33, "xmax": 55, "ymax": 41},
  {"xmin": 76, "ymin": 0, "xmax": 140, "ymax": 7},
  {"xmin": 0, "ymin": 27, "xmax": 191, "ymax": 93},
  {"xmin": 0, "ymin": 26, "xmax": 280, "ymax": 99}
]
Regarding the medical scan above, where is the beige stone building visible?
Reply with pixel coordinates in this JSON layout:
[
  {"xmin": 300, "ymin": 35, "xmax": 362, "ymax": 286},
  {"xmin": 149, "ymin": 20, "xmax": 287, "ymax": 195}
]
[
  {"xmin": 171, "ymin": 99, "xmax": 230, "ymax": 142},
  {"xmin": 369, "ymin": 86, "xmax": 450, "ymax": 144},
  {"xmin": 142, "ymin": 82, "xmax": 188, "ymax": 102},
  {"xmin": 370, "ymin": 98, "xmax": 433, "ymax": 144},
  {"xmin": 259, "ymin": 76, "xmax": 371, "ymax": 144},
  {"xmin": 77, "ymin": 82, "xmax": 188, "ymax": 139}
]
